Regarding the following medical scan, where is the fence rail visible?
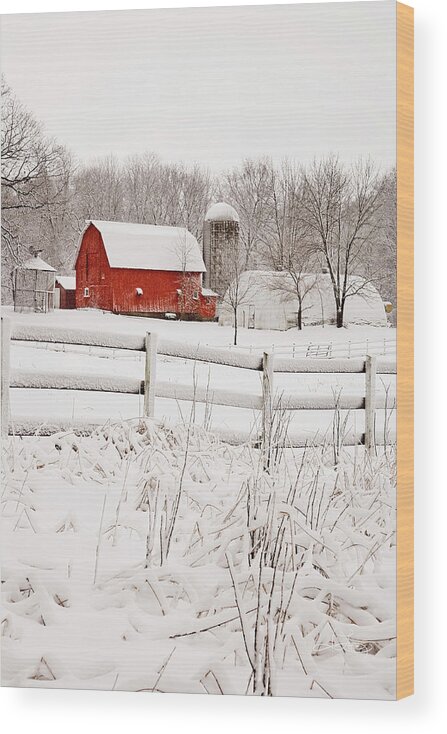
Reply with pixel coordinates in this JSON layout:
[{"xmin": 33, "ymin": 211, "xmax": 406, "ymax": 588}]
[
  {"xmin": 9, "ymin": 322, "xmax": 397, "ymax": 373},
  {"xmin": 236, "ymin": 336, "xmax": 396, "ymax": 359},
  {"xmin": 1, "ymin": 318, "xmax": 397, "ymax": 456},
  {"xmin": 9, "ymin": 370, "xmax": 395, "ymax": 412}
]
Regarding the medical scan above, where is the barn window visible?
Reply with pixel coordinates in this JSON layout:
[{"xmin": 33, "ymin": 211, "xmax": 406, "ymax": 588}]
[
  {"xmin": 192, "ymin": 290, "xmax": 199, "ymax": 300},
  {"xmin": 84, "ymin": 287, "xmax": 89, "ymax": 297},
  {"xmin": 136, "ymin": 287, "xmax": 143, "ymax": 296}
]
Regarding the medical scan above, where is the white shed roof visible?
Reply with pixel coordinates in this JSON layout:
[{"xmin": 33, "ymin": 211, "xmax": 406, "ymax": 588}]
[
  {"xmin": 85, "ymin": 220, "xmax": 206, "ymax": 272},
  {"xmin": 202, "ymin": 287, "xmax": 219, "ymax": 297},
  {"xmin": 56, "ymin": 276, "xmax": 76, "ymax": 290},
  {"xmin": 19, "ymin": 256, "xmax": 56, "ymax": 272}
]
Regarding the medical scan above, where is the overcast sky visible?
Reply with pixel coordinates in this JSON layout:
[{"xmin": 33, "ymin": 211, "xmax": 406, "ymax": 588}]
[{"xmin": 0, "ymin": 1, "xmax": 396, "ymax": 172}]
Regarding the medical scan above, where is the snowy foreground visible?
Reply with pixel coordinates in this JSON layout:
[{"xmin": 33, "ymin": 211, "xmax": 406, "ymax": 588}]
[
  {"xmin": 2, "ymin": 309, "xmax": 396, "ymax": 697},
  {"xmin": 1, "ymin": 419, "xmax": 396, "ymax": 698}
]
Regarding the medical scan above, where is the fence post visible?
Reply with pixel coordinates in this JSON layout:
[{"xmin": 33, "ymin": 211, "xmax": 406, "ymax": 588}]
[
  {"xmin": 262, "ymin": 350, "xmax": 274, "ymax": 470},
  {"xmin": 143, "ymin": 332, "xmax": 158, "ymax": 418},
  {"xmin": 364, "ymin": 354, "xmax": 377, "ymax": 454},
  {"xmin": 1, "ymin": 317, "xmax": 11, "ymax": 438}
]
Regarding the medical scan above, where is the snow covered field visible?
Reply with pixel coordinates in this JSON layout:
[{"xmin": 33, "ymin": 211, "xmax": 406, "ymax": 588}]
[
  {"xmin": 1, "ymin": 420, "xmax": 396, "ymax": 697},
  {"xmin": 1, "ymin": 308, "xmax": 397, "ymax": 697},
  {"xmin": 5, "ymin": 306, "xmax": 395, "ymax": 350},
  {"xmin": 4, "ymin": 308, "xmax": 396, "ymax": 443}
]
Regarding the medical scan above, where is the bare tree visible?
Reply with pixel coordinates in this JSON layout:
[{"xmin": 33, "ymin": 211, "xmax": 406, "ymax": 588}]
[
  {"xmin": 222, "ymin": 159, "xmax": 271, "ymax": 268},
  {"xmin": 373, "ymin": 168, "xmax": 397, "ymax": 323},
  {"xmin": 122, "ymin": 152, "xmax": 161, "ymax": 223},
  {"xmin": 259, "ymin": 160, "xmax": 295, "ymax": 267},
  {"xmin": 221, "ymin": 239, "xmax": 257, "ymax": 345},
  {"xmin": 33, "ymin": 165, "xmax": 77, "ymax": 272},
  {"xmin": 266, "ymin": 265, "xmax": 318, "ymax": 330},
  {"xmin": 301, "ymin": 156, "xmax": 383, "ymax": 328},
  {"xmin": 1, "ymin": 78, "xmax": 69, "ymax": 215},
  {"xmin": 257, "ymin": 161, "xmax": 318, "ymax": 329},
  {"xmin": 1, "ymin": 77, "xmax": 73, "ymax": 294},
  {"xmin": 175, "ymin": 164, "xmax": 212, "ymax": 241},
  {"xmin": 74, "ymin": 155, "xmax": 125, "ymax": 223},
  {"xmin": 174, "ymin": 230, "xmax": 200, "ymax": 319},
  {"xmin": 121, "ymin": 157, "xmax": 212, "ymax": 239}
]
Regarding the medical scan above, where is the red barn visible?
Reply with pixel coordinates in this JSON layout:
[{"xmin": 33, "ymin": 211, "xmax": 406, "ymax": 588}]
[
  {"xmin": 55, "ymin": 276, "xmax": 76, "ymax": 309},
  {"xmin": 75, "ymin": 220, "xmax": 217, "ymax": 320}
]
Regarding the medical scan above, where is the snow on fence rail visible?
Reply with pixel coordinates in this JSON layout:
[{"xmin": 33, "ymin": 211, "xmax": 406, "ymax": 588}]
[
  {"xmin": 8, "ymin": 370, "xmax": 395, "ymax": 412},
  {"xmin": 9, "ymin": 322, "xmax": 396, "ymax": 373},
  {"xmin": 1, "ymin": 318, "xmax": 396, "ymax": 455}
]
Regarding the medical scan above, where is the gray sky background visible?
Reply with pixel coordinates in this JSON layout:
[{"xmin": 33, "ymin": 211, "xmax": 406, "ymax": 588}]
[{"xmin": 0, "ymin": 1, "xmax": 396, "ymax": 172}]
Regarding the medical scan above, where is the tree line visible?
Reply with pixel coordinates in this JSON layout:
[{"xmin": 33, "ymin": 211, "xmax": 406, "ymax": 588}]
[{"xmin": 1, "ymin": 79, "xmax": 396, "ymax": 328}]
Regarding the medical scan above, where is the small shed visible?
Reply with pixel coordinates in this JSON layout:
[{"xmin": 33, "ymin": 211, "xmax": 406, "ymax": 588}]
[
  {"xmin": 55, "ymin": 276, "xmax": 76, "ymax": 309},
  {"xmin": 13, "ymin": 252, "xmax": 56, "ymax": 313}
]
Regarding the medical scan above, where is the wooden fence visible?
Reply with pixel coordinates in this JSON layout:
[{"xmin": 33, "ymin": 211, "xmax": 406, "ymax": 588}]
[
  {"xmin": 1, "ymin": 317, "xmax": 396, "ymax": 456},
  {"xmin": 238, "ymin": 336, "xmax": 396, "ymax": 360}
]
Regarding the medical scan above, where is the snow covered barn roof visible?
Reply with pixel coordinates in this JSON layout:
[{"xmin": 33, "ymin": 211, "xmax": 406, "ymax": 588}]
[
  {"xmin": 205, "ymin": 202, "xmax": 239, "ymax": 222},
  {"xmin": 18, "ymin": 255, "xmax": 56, "ymax": 272},
  {"xmin": 84, "ymin": 220, "xmax": 206, "ymax": 272},
  {"xmin": 56, "ymin": 276, "xmax": 76, "ymax": 290}
]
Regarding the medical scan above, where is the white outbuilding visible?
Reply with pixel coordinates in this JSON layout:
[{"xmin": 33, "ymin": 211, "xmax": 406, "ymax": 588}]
[{"xmin": 219, "ymin": 271, "xmax": 388, "ymax": 330}]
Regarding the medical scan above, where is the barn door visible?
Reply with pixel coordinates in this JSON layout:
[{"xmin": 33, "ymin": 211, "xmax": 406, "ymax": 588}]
[{"xmin": 248, "ymin": 304, "xmax": 255, "ymax": 329}]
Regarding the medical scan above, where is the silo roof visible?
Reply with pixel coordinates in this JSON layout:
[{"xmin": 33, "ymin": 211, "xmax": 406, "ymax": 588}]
[{"xmin": 205, "ymin": 202, "xmax": 239, "ymax": 222}]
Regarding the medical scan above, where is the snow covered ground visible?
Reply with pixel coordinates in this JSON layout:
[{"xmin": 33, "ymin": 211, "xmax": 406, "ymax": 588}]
[
  {"xmin": 4, "ymin": 305, "xmax": 395, "ymax": 350},
  {"xmin": 3, "ymin": 307, "xmax": 396, "ymax": 443},
  {"xmin": 1, "ymin": 421, "xmax": 396, "ymax": 697},
  {"xmin": 1, "ymin": 308, "xmax": 397, "ymax": 698}
]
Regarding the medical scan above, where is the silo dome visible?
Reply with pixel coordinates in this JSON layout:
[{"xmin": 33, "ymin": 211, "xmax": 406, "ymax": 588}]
[{"xmin": 205, "ymin": 202, "xmax": 239, "ymax": 222}]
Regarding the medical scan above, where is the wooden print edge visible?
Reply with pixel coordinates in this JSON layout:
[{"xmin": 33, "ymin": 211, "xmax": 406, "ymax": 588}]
[{"xmin": 396, "ymin": 1, "xmax": 414, "ymax": 700}]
